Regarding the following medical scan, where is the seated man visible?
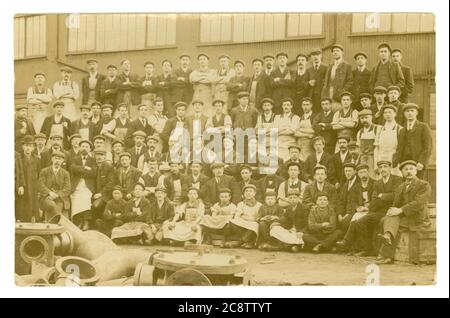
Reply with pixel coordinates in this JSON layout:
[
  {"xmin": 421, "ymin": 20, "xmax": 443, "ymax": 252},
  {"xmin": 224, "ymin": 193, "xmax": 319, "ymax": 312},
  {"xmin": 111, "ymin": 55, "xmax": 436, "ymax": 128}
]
[
  {"xmin": 146, "ymin": 187, "xmax": 174, "ymax": 244},
  {"xmin": 95, "ymin": 186, "xmax": 127, "ymax": 237},
  {"xmin": 303, "ymin": 165, "xmax": 337, "ymax": 211},
  {"xmin": 354, "ymin": 160, "xmax": 403, "ymax": 256},
  {"xmin": 111, "ymin": 183, "xmax": 151, "ymax": 244},
  {"xmin": 376, "ymin": 160, "xmax": 432, "ymax": 264},
  {"xmin": 257, "ymin": 190, "xmax": 285, "ymax": 251},
  {"xmin": 38, "ymin": 151, "xmax": 71, "ymax": 220},
  {"xmin": 227, "ymin": 184, "xmax": 262, "ymax": 249},
  {"xmin": 277, "ymin": 161, "xmax": 309, "ymax": 208},
  {"xmin": 200, "ymin": 187, "xmax": 237, "ymax": 246},
  {"xmin": 303, "ymin": 193, "xmax": 343, "ymax": 253},
  {"xmin": 336, "ymin": 163, "xmax": 360, "ymax": 233},
  {"xmin": 270, "ymin": 189, "xmax": 309, "ymax": 253}
]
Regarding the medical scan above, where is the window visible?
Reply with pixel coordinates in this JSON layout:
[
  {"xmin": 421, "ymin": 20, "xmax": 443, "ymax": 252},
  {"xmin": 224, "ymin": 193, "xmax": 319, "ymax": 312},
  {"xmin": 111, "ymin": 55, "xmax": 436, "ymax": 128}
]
[
  {"xmin": 14, "ymin": 15, "xmax": 47, "ymax": 59},
  {"xmin": 68, "ymin": 14, "xmax": 176, "ymax": 53},
  {"xmin": 200, "ymin": 13, "xmax": 323, "ymax": 44},
  {"xmin": 352, "ymin": 13, "xmax": 435, "ymax": 34}
]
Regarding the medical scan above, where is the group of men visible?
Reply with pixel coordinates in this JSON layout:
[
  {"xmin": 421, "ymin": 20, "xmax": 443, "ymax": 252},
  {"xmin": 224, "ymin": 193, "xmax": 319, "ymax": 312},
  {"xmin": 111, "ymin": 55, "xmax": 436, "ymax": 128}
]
[{"xmin": 15, "ymin": 41, "xmax": 433, "ymax": 264}]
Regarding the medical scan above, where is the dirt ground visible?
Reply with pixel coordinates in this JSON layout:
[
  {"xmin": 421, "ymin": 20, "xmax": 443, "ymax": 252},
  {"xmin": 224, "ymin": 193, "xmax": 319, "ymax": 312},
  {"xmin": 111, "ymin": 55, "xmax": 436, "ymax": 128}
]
[{"xmin": 122, "ymin": 244, "xmax": 436, "ymax": 286}]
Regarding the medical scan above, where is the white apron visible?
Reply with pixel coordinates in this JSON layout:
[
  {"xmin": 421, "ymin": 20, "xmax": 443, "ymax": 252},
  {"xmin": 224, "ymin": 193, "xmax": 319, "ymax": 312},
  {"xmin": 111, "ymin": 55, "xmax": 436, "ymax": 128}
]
[
  {"xmin": 61, "ymin": 97, "xmax": 78, "ymax": 122},
  {"xmin": 70, "ymin": 179, "xmax": 93, "ymax": 218},
  {"xmin": 297, "ymin": 116, "xmax": 314, "ymax": 161},
  {"xmin": 163, "ymin": 205, "xmax": 203, "ymax": 243},
  {"xmin": 111, "ymin": 222, "xmax": 151, "ymax": 241},
  {"xmin": 270, "ymin": 224, "xmax": 304, "ymax": 245},
  {"xmin": 378, "ymin": 124, "xmax": 402, "ymax": 176}
]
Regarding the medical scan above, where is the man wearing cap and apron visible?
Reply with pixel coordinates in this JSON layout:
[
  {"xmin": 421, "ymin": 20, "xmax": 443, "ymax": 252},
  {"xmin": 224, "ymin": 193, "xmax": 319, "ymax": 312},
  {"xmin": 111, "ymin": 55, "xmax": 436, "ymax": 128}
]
[
  {"xmin": 53, "ymin": 66, "xmax": 80, "ymax": 121},
  {"xmin": 116, "ymin": 59, "xmax": 142, "ymax": 120},
  {"xmin": 81, "ymin": 59, "xmax": 106, "ymax": 107},
  {"xmin": 27, "ymin": 72, "xmax": 53, "ymax": 133},
  {"xmin": 273, "ymin": 98, "xmax": 300, "ymax": 161},
  {"xmin": 214, "ymin": 55, "xmax": 235, "ymax": 111},
  {"xmin": 332, "ymin": 91, "xmax": 359, "ymax": 152},
  {"xmin": 295, "ymin": 97, "xmax": 315, "ymax": 161},
  {"xmin": 70, "ymin": 140, "xmax": 96, "ymax": 229},
  {"xmin": 375, "ymin": 104, "xmax": 403, "ymax": 176},
  {"xmin": 189, "ymin": 53, "xmax": 218, "ymax": 117},
  {"xmin": 71, "ymin": 104, "xmax": 96, "ymax": 142},
  {"xmin": 387, "ymin": 85, "xmax": 405, "ymax": 126},
  {"xmin": 226, "ymin": 60, "xmax": 250, "ymax": 111},
  {"xmin": 371, "ymin": 86, "xmax": 388, "ymax": 125},
  {"xmin": 40, "ymin": 101, "xmax": 72, "ymax": 150},
  {"xmin": 101, "ymin": 103, "xmax": 130, "ymax": 144},
  {"xmin": 357, "ymin": 109, "xmax": 381, "ymax": 179},
  {"xmin": 277, "ymin": 162, "xmax": 308, "ymax": 208}
]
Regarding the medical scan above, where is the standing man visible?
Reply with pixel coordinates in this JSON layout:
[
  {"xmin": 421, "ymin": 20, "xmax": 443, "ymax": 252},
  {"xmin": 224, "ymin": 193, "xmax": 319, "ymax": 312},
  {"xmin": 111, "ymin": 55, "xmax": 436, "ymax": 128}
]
[
  {"xmin": 189, "ymin": 53, "xmax": 218, "ymax": 117},
  {"xmin": 263, "ymin": 54, "xmax": 275, "ymax": 77},
  {"xmin": 115, "ymin": 152, "xmax": 143, "ymax": 201},
  {"xmin": 391, "ymin": 48, "xmax": 414, "ymax": 103},
  {"xmin": 376, "ymin": 160, "xmax": 431, "ymax": 264},
  {"xmin": 270, "ymin": 52, "xmax": 294, "ymax": 113},
  {"xmin": 116, "ymin": 59, "xmax": 142, "ymax": 120},
  {"xmin": 71, "ymin": 104, "xmax": 96, "ymax": 142},
  {"xmin": 248, "ymin": 58, "xmax": 271, "ymax": 110},
  {"xmin": 352, "ymin": 52, "xmax": 371, "ymax": 109},
  {"xmin": 387, "ymin": 85, "xmax": 405, "ymax": 125},
  {"xmin": 226, "ymin": 60, "xmax": 250, "ymax": 110},
  {"xmin": 15, "ymin": 105, "xmax": 36, "ymax": 153},
  {"xmin": 369, "ymin": 42, "xmax": 405, "ymax": 93},
  {"xmin": 303, "ymin": 165, "xmax": 337, "ymax": 211},
  {"xmin": 126, "ymin": 131, "xmax": 148, "ymax": 168},
  {"xmin": 155, "ymin": 60, "xmax": 175, "ymax": 117},
  {"xmin": 230, "ymin": 92, "xmax": 258, "ymax": 129},
  {"xmin": 371, "ymin": 86, "xmax": 388, "ymax": 125},
  {"xmin": 124, "ymin": 104, "xmax": 155, "ymax": 148},
  {"xmin": 359, "ymin": 93, "xmax": 373, "ymax": 110},
  {"xmin": 160, "ymin": 102, "xmax": 187, "ymax": 153},
  {"xmin": 356, "ymin": 109, "xmax": 380, "ymax": 179},
  {"xmin": 203, "ymin": 162, "xmax": 235, "ymax": 207},
  {"xmin": 53, "ymin": 66, "xmax": 80, "ymax": 121},
  {"xmin": 140, "ymin": 61, "xmax": 157, "ymax": 110},
  {"xmin": 336, "ymin": 162, "xmax": 360, "ymax": 233},
  {"xmin": 293, "ymin": 53, "xmax": 309, "ymax": 114},
  {"xmin": 41, "ymin": 101, "xmax": 72, "ymax": 150},
  {"xmin": 81, "ymin": 59, "xmax": 106, "ymax": 107},
  {"xmin": 312, "ymin": 97, "xmax": 336, "ymax": 155},
  {"xmin": 328, "ymin": 136, "xmax": 351, "ymax": 188},
  {"xmin": 396, "ymin": 103, "xmax": 433, "ymax": 179},
  {"xmin": 215, "ymin": 55, "xmax": 235, "ymax": 111},
  {"xmin": 38, "ymin": 151, "xmax": 71, "ymax": 220},
  {"xmin": 27, "ymin": 72, "xmax": 53, "ymax": 134},
  {"xmin": 305, "ymin": 48, "xmax": 328, "ymax": 113},
  {"xmin": 100, "ymin": 65, "xmax": 120, "ymax": 112},
  {"xmin": 172, "ymin": 53, "xmax": 194, "ymax": 105},
  {"xmin": 321, "ymin": 44, "xmax": 353, "ymax": 112},
  {"xmin": 304, "ymin": 136, "xmax": 333, "ymax": 182},
  {"xmin": 331, "ymin": 91, "xmax": 359, "ymax": 145}
]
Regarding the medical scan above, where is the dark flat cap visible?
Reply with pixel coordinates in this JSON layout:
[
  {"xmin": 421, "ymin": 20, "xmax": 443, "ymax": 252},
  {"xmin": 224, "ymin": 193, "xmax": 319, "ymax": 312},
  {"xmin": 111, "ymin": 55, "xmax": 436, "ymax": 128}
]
[
  {"xmin": 242, "ymin": 184, "xmax": 257, "ymax": 192},
  {"xmin": 237, "ymin": 91, "xmax": 250, "ymax": 98},
  {"xmin": 403, "ymin": 103, "xmax": 420, "ymax": 112},
  {"xmin": 276, "ymin": 52, "xmax": 288, "ymax": 58},
  {"xmin": 93, "ymin": 135, "xmax": 106, "ymax": 141},
  {"xmin": 218, "ymin": 54, "xmax": 231, "ymax": 60},
  {"xmin": 79, "ymin": 139, "xmax": 93, "ymax": 148},
  {"xmin": 399, "ymin": 160, "xmax": 417, "ymax": 170},
  {"xmin": 179, "ymin": 53, "xmax": 190, "ymax": 59},
  {"xmin": 387, "ymin": 85, "xmax": 401, "ymax": 93},
  {"xmin": 296, "ymin": 53, "xmax": 308, "ymax": 61},
  {"xmin": 101, "ymin": 104, "xmax": 114, "ymax": 110},
  {"xmin": 391, "ymin": 48, "xmax": 402, "ymax": 54},
  {"xmin": 218, "ymin": 187, "xmax": 232, "ymax": 194},
  {"xmin": 260, "ymin": 98, "xmax": 274, "ymax": 106},
  {"xmin": 80, "ymin": 104, "xmax": 91, "ymax": 110},
  {"xmin": 119, "ymin": 152, "xmax": 132, "ymax": 159},
  {"xmin": 331, "ymin": 44, "xmax": 344, "ymax": 51},
  {"xmin": 281, "ymin": 97, "xmax": 294, "ymax": 105},
  {"xmin": 359, "ymin": 93, "xmax": 373, "ymax": 100},
  {"xmin": 359, "ymin": 109, "xmax": 373, "ymax": 117},
  {"xmin": 34, "ymin": 133, "xmax": 47, "ymax": 140},
  {"xmin": 212, "ymin": 99, "xmax": 225, "ymax": 106},
  {"xmin": 86, "ymin": 59, "xmax": 98, "ymax": 64},
  {"xmin": 69, "ymin": 133, "xmax": 82, "ymax": 143},
  {"xmin": 34, "ymin": 72, "xmax": 46, "ymax": 78},
  {"xmin": 60, "ymin": 66, "xmax": 72, "ymax": 73},
  {"xmin": 263, "ymin": 54, "xmax": 275, "ymax": 60},
  {"xmin": 340, "ymin": 91, "xmax": 354, "ymax": 100},
  {"xmin": 381, "ymin": 104, "xmax": 398, "ymax": 113},
  {"xmin": 356, "ymin": 164, "xmax": 369, "ymax": 171},
  {"xmin": 174, "ymin": 101, "xmax": 188, "ymax": 109},
  {"xmin": 51, "ymin": 151, "xmax": 66, "ymax": 159},
  {"xmin": 197, "ymin": 53, "xmax": 209, "ymax": 60},
  {"xmin": 133, "ymin": 130, "xmax": 147, "ymax": 138},
  {"xmin": 377, "ymin": 160, "xmax": 392, "ymax": 167},
  {"xmin": 377, "ymin": 42, "xmax": 392, "ymax": 51},
  {"xmin": 309, "ymin": 48, "xmax": 322, "ymax": 56},
  {"xmin": 52, "ymin": 101, "xmax": 65, "ymax": 108},
  {"xmin": 373, "ymin": 86, "xmax": 388, "ymax": 94},
  {"xmin": 21, "ymin": 135, "xmax": 36, "ymax": 145},
  {"xmin": 234, "ymin": 59, "xmax": 245, "ymax": 66},
  {"xmin": 342, "ymin": 162, "xmax": 356, "ymax": 169},
  {"xmin": 354, "ymin": 51, "xmax": 368, "ymax": 60},
  {"xmin": 252, "ymin": 58, "xmax": 264, "ymax": 64}
]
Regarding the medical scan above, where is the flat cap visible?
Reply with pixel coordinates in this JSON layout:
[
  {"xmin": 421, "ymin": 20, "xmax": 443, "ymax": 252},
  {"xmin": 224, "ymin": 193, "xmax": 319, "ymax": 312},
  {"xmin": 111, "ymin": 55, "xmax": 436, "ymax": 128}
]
[
  {"xmin": 159, "ymin": 163, "xmax": 171, "ymax": 172},
  {"xmin": 337, "ymin": 136, "xmax": 350, "ymax": 142},
  {"xmin": 80, "ymin": 104, "xmax": 91, "ymax": 110},
  {"xmin": 359, "ymin": 109, "xmax": 373, "ymax": 117},
  {"xmin": 373, "ymin": 86, "xmax": 388, "ymax": 94},
  {"xmin": 391, "ymin": 48, "xmax": 402, "ymax": 54},
  {"xmin": 354, "ymin": 51, "xmax": 368, "ymax": 59},
  {"xmin": 93, "ymin": 147, "xmax": 107, "ymax": 155},
  {"xmin": 218, "ymin": 54, "xmax": 230, "ymax": 60},
  {"xmin": 210, "ymin": 162, "xmax": 225, "ymax": 170},
  {"xmin": 340, "ymin": 91, "xmax": 354, "ymax": 100},
  {"xmin": 359, "ymin": 93, "xmax": 373, "ymax": 100},
  {"xmin": 69, "ymin": 133, "xmax": 82, "ymax": 143},
  {"xmin": 320, "ymin": 97, "xmax": 333, "ymax": 103},
  {"xmin": 60, "ymin": 66, "xmax": 72, "ymax": 73},
  {"xmin": 399, "ymin": 160, "xmax": 417, "ymax": 170},
  {"xmin": 218, "ymin": 187, "xmax": 232, "ymax": 194},
  {"xmin": 381, "ymin": 104, "xmax": 398, "ymax": 113},
  {"xmin": 356, "ymin": 163, "xmax": 369, "ymax": 171},
  {"xmin": 15, "ymin": 104, "xmax": 28, "ymax": 111},
  {"xmin": 237, "ymin": 91, "xmax": 250, "ymax": 98},
  {"xmin": 296, "ymin": 53, "xmax": 308, "ymax": 61},
  {"xmin": 106, "ymin": 65, "xmax": 117, "ymax": 69},
  {"xmin": 133, "ymin": 130, "xmax": 147, "ymax": 138},
  {"xmin": 276, "ymin": 52, "xmax": 288, "ymax": 58},
  {"xmin": 342, "ymin": 162, "xmax": 356, "ymax": 169},
  {"xmin": 377, "ymin": 42, "xmax": 392, "ymax": 51},
  {"xmin": 146, "ymin": 135, "xmax": 159, "ymax": 142},
  {"xmin": 348, "ymin": 140, "xmax": 358, "ymax": 148},
  {"xmin": 252, "ymin": 58, "xmax": 264, "ymax": 64},
  {"xmin": 111, "ymin": 140, "xmax": 124, "ymax": 147},
  {"xmin": 174, "ymin": 101, "xmax": 188, "ymax": 109},
  {"xmin": 313, "ymin": 164, "xmax": 328, "ymax": 173},
  {"xmin": 155, "ymin": 186, "xmax": 167, "ymax": 193},
  {"xmin": 309, "ymin": 48, "xmax": 322, "ymax": 56},
  {"xmin": 242, "ymin": 184, "xmax": 257, "ymax": 192},
  {"xmin": 191, "ymin": 99, "xmax": 204, "ymax": 105},
  {"xmin": 79, "ymin": 139, "xmax": 93, "ymax": 148},
  {"xmin": 112, "ymin": 185, "xmax": 124, "ymax": 193},
  {"xmin": 52, "ymin": 101, "xmax": 65, "ymax": 108},
  {"xmin": 301, "ymin": 97, "xmax": 313, "ymax": 104},
  {"xmin": 197, "ymin": 53, "xmax": 209, "ymax": 60},
  {"xmin": 234, "ymin": 59, "xmax": 245, "ymax": 66},
  {"xmin": 86, "ymin": 59, "xmax": 98, "ymax": 64},
  {"xmin": 21, "ymin": 135, "xmax": 36, "ymax": 145},
  {"xmin": 93, "ymin": 135, "xmax": 106, "ymax": 142},
  {"xmin": 263, "ymin": 54, "xmax": 275, "ymax": 60},
  {"xmin": 260, "ymin": 98, "xmax": 274, "ymax": 106},
  {"xmin": 50, "ymin": 134, "xmax": 63, "ymax": 140},
  {"xmin": 239, "ymin": 164, "xmax": 253, "ymax": 172},
  {"xmin": 101, "ymin": 104, "xmax": 114, "ymax": 110},
  {"xmin": 34, "ymin": 72, "xmax": 46, "ymax": 78},
  {"xmin": 280, "ymin": 97, "xmax": 294, "ymax": 105},
  {"xmin": 387, "ymin": 85, "xmax": 401, "ymax": 93},
  {"xmin": 377, "ymin": 160, "xmax": 392, "ymax": 167},
  {"xmin": 288, "ymin": 145, "xmax": 301, "ymax": 152},
  {"xmin": 287, "ymin": 189, "xmax": 301, "ymax": 196},
  {"xmin": 51, "ymin": 151, "xmax": 65, "ymax": 159},
  {"xmin": 90, "ymin": 101, "xmax": 102, "ymax": 107},
  {"xmin": 286, "ymin": 161, "xmax": 302, "ymax": 170},
  {"xmin": 212, "ymin": 99, "xmax": 225, "ymax": 106},
  {"xmin": 331, "ymin": 44, "xmax": 344, "ymax": 51},
  {"xmin": 264, "ymin": 189, "xmax": 278, "ymax": 197},
  {"xmin": 403, "ymin": 103, "xmax": 420, "ymax": 112},
  {"xmin": 34, "ymin": 133, "xmax": 47, "ymax": 140},
  {"xmin": 119, "ymin": 152, "xmax": 132, "ymax": 159}
]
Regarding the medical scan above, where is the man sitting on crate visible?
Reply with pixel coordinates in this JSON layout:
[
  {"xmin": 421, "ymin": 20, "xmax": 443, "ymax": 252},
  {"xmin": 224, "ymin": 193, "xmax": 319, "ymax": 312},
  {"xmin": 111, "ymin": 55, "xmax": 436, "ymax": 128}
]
[{"xmin": 375, "ymin": 160, "xmax": 432, "ymax": 265}]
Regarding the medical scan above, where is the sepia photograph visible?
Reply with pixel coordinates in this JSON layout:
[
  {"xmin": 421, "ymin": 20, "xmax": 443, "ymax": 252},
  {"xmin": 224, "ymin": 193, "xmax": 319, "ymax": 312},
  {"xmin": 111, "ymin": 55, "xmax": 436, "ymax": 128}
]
[{"xmin": 13, "ymin": 11, "xmax": 438, "ymax": 288}]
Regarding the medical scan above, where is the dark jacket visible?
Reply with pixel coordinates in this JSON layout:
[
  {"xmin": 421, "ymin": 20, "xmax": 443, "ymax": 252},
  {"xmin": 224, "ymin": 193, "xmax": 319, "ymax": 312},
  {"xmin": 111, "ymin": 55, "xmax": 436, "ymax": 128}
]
[
  {"xmin": 304, "ymin": 64, "xmax": 328, "ymax": 97},
  {"xmin": 396, "ymin": 120, "xmax": 433, "ymax": 167},
  {"xmin": 116, "ymin": 72, "xmax": 142, "ymax": 106},
  {"xmin": 100, "ymin": 77, "xmax": 121, "ymax": 109},
  {"xmin": 40, "ymin": 115, "xmax": 72, "ymax": 150},
  {"xmin": 124, "ymin": 118, "xmax": 155, "ymax": 148},
  {"xmin": 126, "ymin": 145, "xmax": 148, "ymax": 168},
  {"xmin": 69, "ymin": 154, "xmax": 97, "ymax": 193},
  {"xmin": 312, "ymin": 110, "xmax": 336, "ymax": 155},
  {"xmin": 279, "ymin": 203, "xmax": 310, "ymax": 232},
  {"xmin": 227, "ymin": 75, "xmax": 250, "ymax": 109},
  {"xmin": 81, "ymin": 73, "xmax": 106, "ymax": 105},
  {"xmin": 399, "ymin": 64, "xmax": 414, "ymax": 102},
  {"xmin": 247, "ymin": 73, "xmax": 271, "ymax": 110},
  {"xmin": 38, "ymin": 166, "xmax": 71, "ymax": 210},
  {"xmin": 95, "ymin": 161, "xmax": 116, "ymax": 200},
  {"xmin": 15, "ymin": 117, "xmax": 36, "ymax": 152},
  {"xmin": 369, "ymin": 174, "xmax": 403, "ymax": 214},
  {"xmin": 303, "ymin": 152, "xmax": 333, "ymax": 181},
  {"xmin": 124, "ymin": 197, "xmax": 151, "ymax": 223},
  {"xmin": 270, "ymin": 67, "xmax": 294, "ymax": 109},
  {"xmin": 70, "ymin": 119, "xmax": 97, "ymax": 142},
  {"xmin": 328, "ymin": 151, "xmax": 351, "ymax": 186},
  {"xmin": 303, "ymin": 181, "xmax": 338, "ymax": 210},
  {"xmin": 321, "ymin": 60, "xmax": 354, "ymax": 102},
  {"xmin": 369, "ymin": 60, "xmax": 405, "ymax": 92},
  {"xmin": 256, "ymin": 174, "xmax": 285, "ymax": 203},
  {"xmin": 336, "ymin": 178, "xmax": 360, "ymax": 216},
  {"xmin": 171, "ymin": 68, "xmax": 194, "ymax": 104},
  {"xmin": 148, "ymin": 200, "xmax": 174, "ymax": 224},
  {"xmin": 352, "ymin": 67, "xmax": 371, "ymax": 100},
  {"xmin": 115, "ymin": 166, "xmax": 142, "ymax": 197},
  {"xmin": 203, "ymin": 175, "xmax": 235, "ymax": 207}
]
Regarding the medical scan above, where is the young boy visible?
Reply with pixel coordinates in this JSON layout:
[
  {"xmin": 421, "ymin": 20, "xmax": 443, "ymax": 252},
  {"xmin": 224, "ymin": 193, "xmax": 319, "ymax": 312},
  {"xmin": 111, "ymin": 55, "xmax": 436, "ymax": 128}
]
[
  {"xmin": 257, "ymin": 190, "xmax": 284, "ymax": 251},
  {"xmin": 146, "ymin": 187, "xmax": 174, "ymax": 244},
  {"xmin": 111, "ymin": 183, "xmax": 151, "ymax": 244},
  {"xmin": 200, "ymin": 188, "xmax": 237, "ymax": 246},
  {"xmin": 95, "ymin": 186, "xmax": 127, "ymax": 237},
  {"xmin": 303, "ymin": 193, "xmax": 343, "ymax": 253}
]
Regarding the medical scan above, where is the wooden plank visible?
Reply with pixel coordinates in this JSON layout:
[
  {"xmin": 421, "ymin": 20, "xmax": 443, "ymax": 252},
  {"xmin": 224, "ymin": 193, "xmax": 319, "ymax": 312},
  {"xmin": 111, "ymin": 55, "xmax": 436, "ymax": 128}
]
[
  {"xmin": 210, "ymin": 15, "xmax": 221, "ymax": 42},
  {"xmin": 273, "ymin": 13, "xmax": 285, "ymax": 40},
  {"xmin": 119, "ymin": 14, "xmax": 128, "ymax": 50},
  {"xmin": 420, "ymin": 13, "xmax": 435, "ymax": 32},
  {"xmin": 67, "ymin": 18, "xmax": 78, "ymax": 52},
  {"xmin": 85, "ymin": 15, "xmax": 96, "ymax": 51},
  {"xmin": 166, "ymin": 14, "xmax": 176, "ymax": 45},
  {"xmin": 233, "ymin": 14, "xmax": 244, "ymax": 43},
  {"xmin": 286, "ymin": 14, "xmax": 299, "ymax": 37},
  {"xmin": 310, "ymin": 14, "xmax": 323, "ymax": 35},
  {"xmin": 352, "ymin": 13, "xmax": 365, "ymax": 33},
  {"xmin": 96, "ymin": 14, "xmax": 105, "ymax": 52},
  {"xmin": 111, "ymin": 14, "xmax": 121, "ymax": 51},
  {"xmin": 25, "ymin": 17, "xmax": 33, "ymax": 57},
  {"xmin": 14, "ymin": 19, "xmax": 19, "ymax": 59},
  {"xmin": 200, "ymin": 15, "xmax": 210, "ymax": 43},
  {"xmin": 298, "ymin": 14, "xmax": 311, "ymax": 36},
  {"xmin": 127, "ymin": 14, "xmax": 136, "ymax": 50},
  {"xmin": 32, "ymin": 16, "xmax": 40, "ymax": 56},
  {"xmin": 392, "ymin": 13, "xmax": 407, "ymax": 33},
  {"xmin": 379, "ymin": 13, "xmax": 392, "ymax": 33},
  {"xmin": 39, "ymin": 15, "xmax": 46, "ymax": 55},
  {"xmin": 77, "ymin": 15, "xmax": 87, "ymax": 52},
  {"xmin": 253, "ymin": 14, "xmax": 265, "ymax": 42},
  {"xmin": 147, "ymin": 14, "xmax": 157, "ymax": 46},
  {"xmin": 406, "ymin": 13, "xmax": 421, "ymax": 33},
  {"xmin": 220, "ymin": 14, "xmax": 232, "ymax": 42},
  {"xmin": 156, "ymin": 15, "xmax": 167, "ymax": 46},
  {"xmin": 263, "ymin": 14, "xmax": 274, "ymax": 41},
  {"xmin": 103, "ymin": 14, "xmax": 113, "ymax": 51},
  {"xmin": 135, "ymin": 14, "xmax": 146, "ymax": 49},
  {"xmin": 243, "ymin": 14, "xmax": 255, "ymax": 42}
]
